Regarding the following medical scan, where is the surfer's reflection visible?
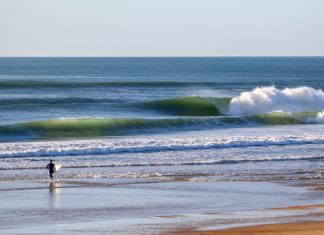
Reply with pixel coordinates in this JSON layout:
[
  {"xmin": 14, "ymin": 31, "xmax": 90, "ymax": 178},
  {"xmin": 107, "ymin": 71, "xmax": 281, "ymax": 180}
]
[{"xmin": 49, "ymin": 182, "xmax": 62, "ymax": 208}]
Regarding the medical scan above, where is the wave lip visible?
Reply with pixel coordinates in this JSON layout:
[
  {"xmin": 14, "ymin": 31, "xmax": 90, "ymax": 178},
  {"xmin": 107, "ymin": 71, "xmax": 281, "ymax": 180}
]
[
  {"xmin": 145, "ymin": 97, "xmax": 221, "ymax": 116},
  {"xmin": 144, "ymin": 96, "xmax": 231, "ymax": 116}
]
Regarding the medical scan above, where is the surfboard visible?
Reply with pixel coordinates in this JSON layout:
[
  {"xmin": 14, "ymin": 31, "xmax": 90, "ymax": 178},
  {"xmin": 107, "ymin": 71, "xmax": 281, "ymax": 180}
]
[{"xmin": 53, "ymin": 164, "xmax": 62, "ymax": 172}]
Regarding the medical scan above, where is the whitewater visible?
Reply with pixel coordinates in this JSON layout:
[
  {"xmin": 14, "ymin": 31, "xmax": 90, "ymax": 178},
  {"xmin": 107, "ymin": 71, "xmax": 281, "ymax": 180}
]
[{"xmin": 229, "ymin": 86, "xmax": 324, "ymax": 115}]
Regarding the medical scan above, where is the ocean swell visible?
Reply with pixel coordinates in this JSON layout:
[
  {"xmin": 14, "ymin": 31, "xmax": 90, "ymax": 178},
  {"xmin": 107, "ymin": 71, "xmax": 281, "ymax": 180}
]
[{"xmin": 0, "ymin": 111, "xmax": 322, "ymax": 141}]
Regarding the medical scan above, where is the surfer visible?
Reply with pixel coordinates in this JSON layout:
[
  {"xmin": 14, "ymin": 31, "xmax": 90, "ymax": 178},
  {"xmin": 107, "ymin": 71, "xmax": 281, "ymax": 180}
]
[{"xmin": 46, "ymin": 160, "xmax": 55, "ymax": 181}]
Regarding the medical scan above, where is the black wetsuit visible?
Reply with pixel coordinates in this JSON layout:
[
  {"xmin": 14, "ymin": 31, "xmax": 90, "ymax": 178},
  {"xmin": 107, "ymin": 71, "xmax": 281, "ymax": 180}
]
[{"xmin": 46, "ymin": 163, "xmax": 55, "ymax": 180}]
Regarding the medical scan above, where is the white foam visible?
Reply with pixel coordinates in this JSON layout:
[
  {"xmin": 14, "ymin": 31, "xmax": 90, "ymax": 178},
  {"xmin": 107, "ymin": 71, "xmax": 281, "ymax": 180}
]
[
  {"xmin": 0, "ymin": 134, "xmax": 324, "ymax": 159},
  {"xmin": 229, "ymin": 86, "xmax": 324, "ymax": 115},
  {"xmin": 308, "ymin": 110, "xmax": 324, "ymax": 124}
]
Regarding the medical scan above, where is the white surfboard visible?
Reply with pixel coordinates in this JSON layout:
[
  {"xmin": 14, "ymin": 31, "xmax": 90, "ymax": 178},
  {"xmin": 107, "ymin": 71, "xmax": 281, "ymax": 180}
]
[{"xmin": 54, "ymin": 164, "xmax": 62, "ymax": 172}]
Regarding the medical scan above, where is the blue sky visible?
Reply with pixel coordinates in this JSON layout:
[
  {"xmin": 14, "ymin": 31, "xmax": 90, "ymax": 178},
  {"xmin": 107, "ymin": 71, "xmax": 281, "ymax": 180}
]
[{"xmin": 0, "ymin": 0, "xmax": 323, "ymax": 56}]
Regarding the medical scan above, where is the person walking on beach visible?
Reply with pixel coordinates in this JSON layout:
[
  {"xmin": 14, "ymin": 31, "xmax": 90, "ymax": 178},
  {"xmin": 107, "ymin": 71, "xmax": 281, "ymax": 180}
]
[{"xmin": 46, "ymin": 160, "xmax": 55, "ymax": 181}]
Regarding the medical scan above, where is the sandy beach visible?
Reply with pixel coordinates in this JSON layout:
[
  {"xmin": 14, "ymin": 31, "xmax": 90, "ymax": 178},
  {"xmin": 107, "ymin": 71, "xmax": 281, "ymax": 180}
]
[{"xmin": 167, "ymin": 200, "xmax": 324, "ymax": 235}]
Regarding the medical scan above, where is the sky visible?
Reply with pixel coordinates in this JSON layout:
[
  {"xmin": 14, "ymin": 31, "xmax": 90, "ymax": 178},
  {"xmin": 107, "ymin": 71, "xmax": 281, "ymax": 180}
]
[{"xmin": 0, "ymin": 0, "xmax": 323, "ymax": 57}]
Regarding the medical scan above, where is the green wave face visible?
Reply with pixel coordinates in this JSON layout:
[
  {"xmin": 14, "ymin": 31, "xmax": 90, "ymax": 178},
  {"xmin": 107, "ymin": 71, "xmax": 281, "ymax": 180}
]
[
  {"xmin": 248, "ymin": 111, "xmax": 321, "ymax": 125},
  {"xmin": 145, "ymin": 96, "xmax": 227, "ymax": 116},
  {"xmin": 19, "ymin": 118, "xmax": 171, "ymax": 138},
  {"xmin": 248, "ymin": 112, "xmax": 302, "ymax": 125},
  {"xmin": 0, "ymin": 118, "xmax": 205, "ymax": 139},
  {"xmin": 0, "ymin": 111, "xmax": 321, "ymax": 141}
]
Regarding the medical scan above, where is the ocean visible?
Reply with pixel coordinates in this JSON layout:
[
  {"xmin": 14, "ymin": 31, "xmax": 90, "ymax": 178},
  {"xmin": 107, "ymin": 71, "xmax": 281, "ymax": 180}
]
[{"xmin": 0, "ymin": 57, "xmax": 323, "ymax": 183}]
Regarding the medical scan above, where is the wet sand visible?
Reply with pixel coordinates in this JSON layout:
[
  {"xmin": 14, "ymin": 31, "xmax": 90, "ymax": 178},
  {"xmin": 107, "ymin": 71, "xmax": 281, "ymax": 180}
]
[
  {"xmin": 168, "ymin": 202, "xmax": 324, "ymax": 235},
  {"xmin": 1, "ymin": 179, "xmax": 324, "ymax": 234},
  {"xmin": 270, "ymin": 204, "xmax": 324, "ymax": 211},
  {"xmin": 170, "ymin": 221, "xmax": 324, "ymax": 235}
]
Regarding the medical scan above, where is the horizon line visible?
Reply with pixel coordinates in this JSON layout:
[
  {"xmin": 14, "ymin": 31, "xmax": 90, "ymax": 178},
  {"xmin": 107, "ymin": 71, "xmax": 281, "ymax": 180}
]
[{"xmin": 0, "ymin": 55, "xmax": 324, "ymax": 58}]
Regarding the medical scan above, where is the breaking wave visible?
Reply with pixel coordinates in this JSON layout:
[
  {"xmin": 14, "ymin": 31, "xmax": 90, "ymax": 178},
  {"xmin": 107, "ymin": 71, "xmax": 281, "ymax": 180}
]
[
  {"xmin": 229, "ymin": 86, "xmax": 324, "ymax": 115},
  {"xmin": 142, "ymin": 86, "xmax": 324, "ymax": 117},
  {"xmin": 0, "ymin": 86, "xmax": 323, "ymax": 141},
  {"xmin": 308, "ymin": 110, "xmax": 324, "ymax": 124}
]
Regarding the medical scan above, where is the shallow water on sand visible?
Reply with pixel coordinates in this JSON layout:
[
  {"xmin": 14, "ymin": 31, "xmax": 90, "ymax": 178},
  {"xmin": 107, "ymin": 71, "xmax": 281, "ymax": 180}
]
[{"xmin": 1, "ymin": 180, "xmax": 324, "ymax": 234}]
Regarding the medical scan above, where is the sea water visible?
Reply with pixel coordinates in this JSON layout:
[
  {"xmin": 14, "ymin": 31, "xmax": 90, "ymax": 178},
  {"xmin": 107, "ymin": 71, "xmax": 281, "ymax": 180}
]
[{"xmin": 0, "ymin": 57, "xmax": 323, "ymax": 183}]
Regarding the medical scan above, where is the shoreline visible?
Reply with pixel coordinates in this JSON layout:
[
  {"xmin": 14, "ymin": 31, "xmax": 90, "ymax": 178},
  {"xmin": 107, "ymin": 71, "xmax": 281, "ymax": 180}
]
[
  {"xmin": 1, "ymin": 179, "xmax": 324, "ymax": 234},
  {"xmin": 167, "ymin": 203, "xmax": 324, "ymax": 235}
]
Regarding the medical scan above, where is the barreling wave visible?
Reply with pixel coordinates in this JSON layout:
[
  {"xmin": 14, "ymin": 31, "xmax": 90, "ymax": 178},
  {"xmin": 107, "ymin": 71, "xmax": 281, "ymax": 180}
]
[
  {"xmin": 0, "ymin": 111, "xmax": 322, "ymax": 141},
  {"xmin": 144, "ymin": 97, "xmax": 231, "ymax": 116},
  {"xmin": 1, "ymin": 95, "xmax": 230, "ymax": 116},
  {"xmin": 141, "ymin": 86, "xmax": 324, "ymax": 116}
]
